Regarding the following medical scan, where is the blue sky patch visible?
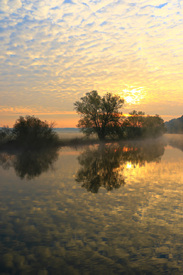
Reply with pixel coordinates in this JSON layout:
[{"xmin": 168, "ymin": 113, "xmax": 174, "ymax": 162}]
[{"xmin": 155, "ymin": 3, "xmax": 168, "ymax": 9}]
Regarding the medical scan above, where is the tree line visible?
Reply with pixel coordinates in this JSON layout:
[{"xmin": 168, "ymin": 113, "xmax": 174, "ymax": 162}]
[
  {"xmin": 0, "ymin": 90, "xmax": 166, "ymax": 149},
  {"xmin": 74, "ymin": 90, "xmax": 166, "ymax": 140}
]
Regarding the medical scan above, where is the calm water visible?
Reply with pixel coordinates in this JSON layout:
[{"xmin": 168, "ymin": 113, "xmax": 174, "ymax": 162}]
[{"xmin": 0, "ymin": 135, "xmax": 183, "ymax": 274}]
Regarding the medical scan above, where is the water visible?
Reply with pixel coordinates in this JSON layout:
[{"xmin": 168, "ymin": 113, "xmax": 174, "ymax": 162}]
[{"xmin": 0, "ymin": 134, "xmax": 183, "ymax": 274}]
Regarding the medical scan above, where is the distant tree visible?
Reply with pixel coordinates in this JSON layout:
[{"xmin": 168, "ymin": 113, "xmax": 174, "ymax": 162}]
[
  {"xmin": 120, "ymin": 111, "xmax": 146, "ymax": 138},
  {"xmin": 0, "ymin": 126, "xmax": 13, "ymax": 145},
  {"xmin": 142, "ymin": 114, "xmax": 166, "ymax": 137},
  {"xmin": 74, "ymin": 91, "xmax": 124, "ymax": 140},
  {"xmin": 13, "ymin": 116, "xmax": 59, "ymax": 148},
  {"xmin": 165, "ymin": 115, "xmax": 183, "ymax": 133},
  {"xmin": 121, "ymin": 111, "xmax": 166, "ymax": 138}
]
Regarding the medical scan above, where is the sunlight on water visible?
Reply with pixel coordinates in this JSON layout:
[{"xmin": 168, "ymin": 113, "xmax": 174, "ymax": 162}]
[{"xmin": 0, "ymin": 135, "xmax": 183, "ymax": 274}]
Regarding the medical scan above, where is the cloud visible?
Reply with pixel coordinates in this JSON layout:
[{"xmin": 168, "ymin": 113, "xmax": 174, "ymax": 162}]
[
  {"xmin": 0, "ymin": 0, "xmax": 22, "ymax": 14},
  {"xmin": 0, "ymin": 105, "xmax": 77, "ymax": 117},
  {"xmin": 0, "ymin": 0, "xmax": 183, "ymax": 125}
]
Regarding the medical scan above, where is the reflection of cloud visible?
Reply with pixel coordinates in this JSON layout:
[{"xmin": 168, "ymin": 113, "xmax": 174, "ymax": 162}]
[{"xmin": 0, "ymin": 0, "xmax": 183, "ymax": 123}]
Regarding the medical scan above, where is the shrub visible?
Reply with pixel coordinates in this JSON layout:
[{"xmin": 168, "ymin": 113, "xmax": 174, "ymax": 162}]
[{"xmin": 13, "ymin": 116, "xmax": 59, "ymax": 148}]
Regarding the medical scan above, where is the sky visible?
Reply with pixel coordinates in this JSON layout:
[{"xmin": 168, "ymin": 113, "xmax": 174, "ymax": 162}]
[{"xmin": 0, "ymin": 0, "xmax": 183, "ymax": 127}]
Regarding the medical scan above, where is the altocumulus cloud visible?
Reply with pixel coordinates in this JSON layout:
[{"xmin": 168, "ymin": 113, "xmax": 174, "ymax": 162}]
[{"xmin": 0, "ymin": 0, "xmax": 183, "ymax": 122}]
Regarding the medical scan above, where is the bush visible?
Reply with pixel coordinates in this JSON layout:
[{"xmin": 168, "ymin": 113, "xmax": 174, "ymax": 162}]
[
  {"xmin": 13, "ymin": 116, "xmax": 59, "ymax": 148},
  {"xmin": 120, "ymin": 112, "xmax": 166, "ymax": 139},
  {"xmin": 0, "ymin": 126, "xmax": 13, "ymax": 145}
]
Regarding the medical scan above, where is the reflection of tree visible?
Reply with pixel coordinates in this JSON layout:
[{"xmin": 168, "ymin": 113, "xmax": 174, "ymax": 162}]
[
  {"xmin": 76, "ymin": 144, "xmax": 125, "ymax": 193},
  {"xmin": 76, "ymin": 139, "xmax": 165, "ymax": 193},
  {"xmin": 0, "ymin": 148, "xmax": 59, "ymax": 180},
  {"xmin": 0, "ymin": 152, "xmax": 15, "ymax": 170},
  {"xmin": 120, "ymin": 139, "xmax": 165, "ymax": 167},
  {"xmin": 14, "ymin": 149, "xmax": 59, "ymax": 180}
]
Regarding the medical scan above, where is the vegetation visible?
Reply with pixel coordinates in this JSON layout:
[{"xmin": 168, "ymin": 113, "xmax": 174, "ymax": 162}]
[
  {"xmin": 0, "ymin": 93, "xmax": 167, "ymax": 150},
  {"xmin": 0, "ymin": 126, "xmax": 13, "ymax": 145},
  {"xmin": 74, "ymin": 91, "xmax": 166, "ymax": 140},
  {"xmin": 165, "ymin": 115, "xmax": 183, "ymax": 133},
  {"xmin": 12, "ymin": 116, "xmax": 59, "ymax": 149},
  {"xmin": 74, "ymin": 90, "xmax": 124, "ymax": 140},
  {"xmin": 120, "ymin": 110, "xmax": 166, "ymax": 139}
]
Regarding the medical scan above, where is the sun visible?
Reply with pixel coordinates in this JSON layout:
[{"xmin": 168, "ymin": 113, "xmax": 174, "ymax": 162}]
[
  {"xmin": 122, "ymin": 88, "xmax": 146, "ymax": 105},
  {"xmin": 125, "ymin": 95, "xmax": 134, "ymax": 104}
]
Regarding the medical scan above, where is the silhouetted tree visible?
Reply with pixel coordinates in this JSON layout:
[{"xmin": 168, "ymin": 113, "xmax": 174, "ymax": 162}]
[
  {"xmin": 121, "ymin": 111, "xmax": 166, "ymax": 139},
  {"xmin": 0, "ymin": 126, "xmax": 13, "ymax": 145},
  {"xmin": 13, "ymin": 116, "xmax": 59, "ymax": 148},
  {"xmin": 142, "ymin": 114, "xmax": 166, "ymax": 137},
  {"xmin": 74, "ymin": 91, "xmax": 124, "ymax": 140}
]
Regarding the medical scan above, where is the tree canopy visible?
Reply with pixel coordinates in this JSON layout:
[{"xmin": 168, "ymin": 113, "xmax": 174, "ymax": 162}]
[
  {"xmin": 74, "ymin": 90, "xmax": 124, "ymax": 140},
  {"xmin": 121, "ymin": 111, "xmax": 166, "ymax": 138},
  {"xmin": 13, "ymin": 115, "xmax": 59, "ymax": 148},
  {"xmin": 74, "ymin": 91, "xmax": 166, "ymax": 140}
]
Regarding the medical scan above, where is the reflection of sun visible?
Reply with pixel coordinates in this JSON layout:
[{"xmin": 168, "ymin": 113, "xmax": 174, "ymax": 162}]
[
  {"xmin": 122, "ymin": 88, "xmax": 146, "ymax": 105},
  {"xmin": 126, "ymin": 162, "xmax": 132, "ymax": 169}
]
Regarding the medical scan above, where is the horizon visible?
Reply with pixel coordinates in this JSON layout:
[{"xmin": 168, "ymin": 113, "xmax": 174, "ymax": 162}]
[
  {"xmin": 0, "ymin": 113, "xmax": 181, "ymax": 128},
  {"xmin": 0, "ymin": 113, "xmax": 182, "ymax": 129}
]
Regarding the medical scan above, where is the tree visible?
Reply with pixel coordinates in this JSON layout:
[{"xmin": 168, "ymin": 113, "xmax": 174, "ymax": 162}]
[
  {"xmin": 13, "ymin": 116, "xmax": 59, "ymax": 148},
  {"xmin": 121, "ymin": 111, "xmax": 166, "ymax": 138},
  {"xmin": 142, "ymin": 114, "xmax": 166, "ymax": 137},
  {"xmin": 120, "ymin": 111, "xmax": 146, "ymax": 138},
  {"xmin": 74, "ymin": 90, "xmax": 124, "ymax": 140},
  {"xmin": 0, "ymin": 126, "xmax": 13, "ymax": 145}
]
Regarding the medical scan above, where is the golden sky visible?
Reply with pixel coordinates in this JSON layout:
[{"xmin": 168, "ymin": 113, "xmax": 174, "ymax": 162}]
[{"xmin": 0, "ymin": 0, "xmax": 183, "ymax": 127}]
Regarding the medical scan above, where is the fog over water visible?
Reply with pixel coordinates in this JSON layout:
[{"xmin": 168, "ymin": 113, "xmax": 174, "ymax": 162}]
[{"xmin": 0, "ymin": 133, "xmax": 183, "ymax": 274}]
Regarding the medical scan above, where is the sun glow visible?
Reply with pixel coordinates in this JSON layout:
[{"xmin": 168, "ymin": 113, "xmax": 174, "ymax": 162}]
[
  {"xmin": 126, "ymin": 162, "xmax": 132, "ymax": 169},
  {"xmin": 122, "ymin": 88, "xmax": 146, "ymax": 105}
]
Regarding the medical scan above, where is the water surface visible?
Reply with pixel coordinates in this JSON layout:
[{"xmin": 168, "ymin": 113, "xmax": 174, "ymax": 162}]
[{"xmin": 0, "ymin": 135, "xmax": 183, "ymax": 274}]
